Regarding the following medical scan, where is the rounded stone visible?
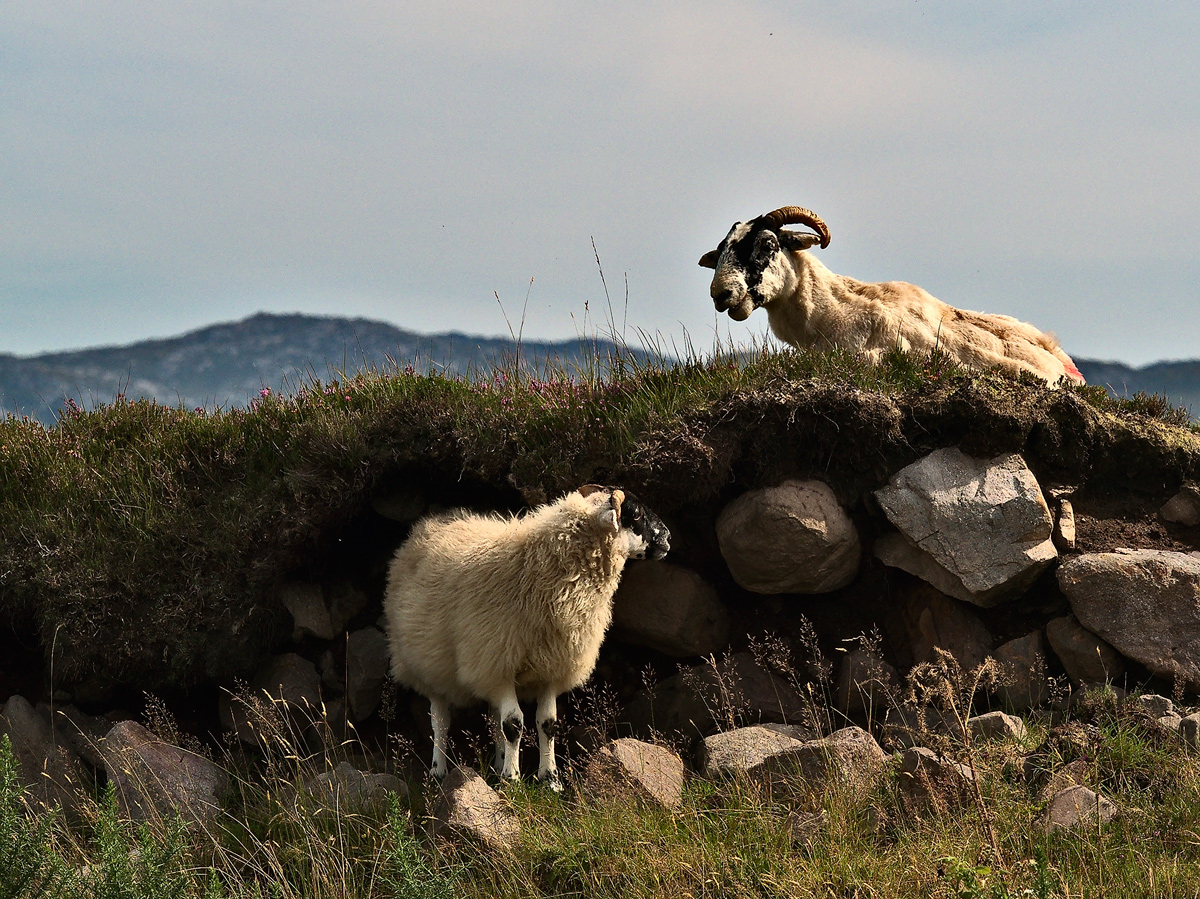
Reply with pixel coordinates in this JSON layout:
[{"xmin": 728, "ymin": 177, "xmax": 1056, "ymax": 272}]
[
  {"xmin": 611, "ymin": 561, "xmax": 729, "ymax": 657},
  {"xmin": 716, "ymin": 480, "xmax": 860, "ymax": 594}
]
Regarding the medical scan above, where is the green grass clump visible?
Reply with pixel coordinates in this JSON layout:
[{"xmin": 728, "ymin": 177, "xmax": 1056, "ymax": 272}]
[{"xmin": 0, "ymin": 737, "xmax": 71, "ymax": 899}]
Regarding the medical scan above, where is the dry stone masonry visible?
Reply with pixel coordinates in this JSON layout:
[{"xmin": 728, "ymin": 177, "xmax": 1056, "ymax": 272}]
[
  {"xmin": 874, "ymin": 449, "xmax": 1058, "ymax": 607},
  {"xmin": 4, "ymin": 420, "xmax": 1200, "ymax": 846}
]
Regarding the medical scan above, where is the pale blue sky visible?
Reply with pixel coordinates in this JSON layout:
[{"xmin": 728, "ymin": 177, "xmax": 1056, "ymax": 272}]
[{"xmin": 2, "ymin": 2, "xmax": 1197, "ymax": 364}]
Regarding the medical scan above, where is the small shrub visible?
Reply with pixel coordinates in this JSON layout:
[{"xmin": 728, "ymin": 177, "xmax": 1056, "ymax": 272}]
[
  {"xmin": 0, "ymin": 736, "xmax": 71, "ymax": 899},
  {"xmin": 76, "ymin": 785, "xmax": 194, "ymax": 899}
]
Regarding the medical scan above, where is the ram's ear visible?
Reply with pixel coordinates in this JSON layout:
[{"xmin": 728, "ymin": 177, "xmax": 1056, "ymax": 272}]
[
  {"xmin": 698, "ymin": 249, "xmax": 721, "ymax": 269},
  {"xmin": 578, "ymin": 484, "xmax": 607, "ymax": 497},
  {"xmin": 778, "ymin": 229, "xmax": 824, "ymax": 251}
]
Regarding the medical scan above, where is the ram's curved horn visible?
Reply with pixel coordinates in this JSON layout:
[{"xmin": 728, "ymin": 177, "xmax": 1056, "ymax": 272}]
[{"xmin": 759, "ymin": 206, "xmax": 830, "ymax": 249}]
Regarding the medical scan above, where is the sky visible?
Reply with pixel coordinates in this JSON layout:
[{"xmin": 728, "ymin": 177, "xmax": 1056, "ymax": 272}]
[{"xmin": 2, "ymin": 2, "xmax": 1198, "ymax": 365}]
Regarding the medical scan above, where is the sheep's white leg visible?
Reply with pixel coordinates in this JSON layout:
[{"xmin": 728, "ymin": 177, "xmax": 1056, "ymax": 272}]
[
  {"xmin": 429, "ymin": 697, "xmax": 451, "ymax": 780},
  {"xmin": 489, "ymin": 703, "xmax": 505, "ymax": 776},
  {"xmin": 495, "ymin": 688, "xmax": 523, "ymax": 782},
  {"xmin": 535, "ymin": 689, "xmax": 562, "ymax": 792}
]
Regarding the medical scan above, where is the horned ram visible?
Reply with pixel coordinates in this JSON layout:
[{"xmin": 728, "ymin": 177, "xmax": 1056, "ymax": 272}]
[{"xmin": 700, "ymin": 205, "xmax": 1084, "ymax": 385}]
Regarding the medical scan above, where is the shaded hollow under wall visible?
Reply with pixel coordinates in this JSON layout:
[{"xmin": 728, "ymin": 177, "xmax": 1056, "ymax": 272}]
[{"xmin": 3, "ymin": 376, "xmax": 1200, "ymax": 719}]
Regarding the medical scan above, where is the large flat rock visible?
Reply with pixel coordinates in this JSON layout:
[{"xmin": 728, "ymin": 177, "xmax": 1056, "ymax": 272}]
[
  {"xmin": 874, "ymin": 448, "xmax": 1057, "ymax": 607},
  {"xmin": 1058, "ymin": 550, "xmax": 1200, "ymax": 687}
]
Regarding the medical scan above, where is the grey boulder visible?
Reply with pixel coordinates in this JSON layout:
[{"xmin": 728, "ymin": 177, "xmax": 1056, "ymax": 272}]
[
  {"xmin": 874, "ymin": 448, "xmax": 1057, "ymax": 607},
  {"xmin": 1044, "ymin": 615, "xmax": 1125, "ymax": 687},
  {"xmin": 611, "ymin": 561, "xmax": 730, "ymax": 657},
  {"xmin": 101, "ymin": 720, "xmax": 228, "ymax": 826},
  {"xmin": 1058, "ymin": 550, "xmax": 1200, "ymax": 687}
]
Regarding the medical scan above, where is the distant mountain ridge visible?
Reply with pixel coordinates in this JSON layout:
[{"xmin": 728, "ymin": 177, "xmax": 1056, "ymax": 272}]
[
  {"xmin": 0, "ymin": 313, "xmax": 644, "ymax": 424},
  {"xmin": 1074, "ymin": 359, "xmax": 1200, "ymax": 421},
  {"xmin": 0, "ymin": 312, "xmax": 1196, "ymax": 425}
]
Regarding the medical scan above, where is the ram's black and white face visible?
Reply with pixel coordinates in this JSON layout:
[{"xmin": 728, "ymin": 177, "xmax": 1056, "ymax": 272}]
[{"xmin": 699, "ymin": 219, "xmax": 823, "ymax": 321}]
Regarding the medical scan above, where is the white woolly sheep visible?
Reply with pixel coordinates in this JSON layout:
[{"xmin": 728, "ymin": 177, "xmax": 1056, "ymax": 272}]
[
  {"xmin": 383, "ymin": 484, "xmax": 670, "ymax": 790},
  {"xmin": 700, "ymin": 206, "xmax": 1084, "ymax": 385}
]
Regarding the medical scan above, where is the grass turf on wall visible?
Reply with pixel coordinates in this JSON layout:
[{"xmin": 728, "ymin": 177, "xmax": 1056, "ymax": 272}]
[{"xmin": 1, "ymin": 345, "xmax": 1197, "ymax": 693}]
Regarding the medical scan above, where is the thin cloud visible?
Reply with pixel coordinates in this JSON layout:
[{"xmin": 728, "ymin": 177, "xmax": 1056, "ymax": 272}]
[{"xmin": 0, "ymin": 2, "xmax": 1196, "ymax": 363}]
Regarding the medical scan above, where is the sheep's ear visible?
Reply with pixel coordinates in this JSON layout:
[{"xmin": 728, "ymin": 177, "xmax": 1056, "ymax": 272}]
[
  {"xmin": 610, "ymin": 489, "xmax": 625, "ymax": 517},
  {"xmin": 578, "ymin": 484, "xmax": 607, "ymax": 497},
  {"xmin": 778, "ymin": 230, "xmax": 824, "ymax": 251},
  {"xmin": 698, "ymin": 249, "xmax": 721, "ymax": 269},
  {"xmin": 602, "ymin": 489, "xmax": 624, "ymax": 532}
]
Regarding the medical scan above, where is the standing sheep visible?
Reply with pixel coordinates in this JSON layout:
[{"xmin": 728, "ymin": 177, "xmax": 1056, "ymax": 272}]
[
  {"xmin": 700, "ymin": 205, "xmax": 1084, "ymax": 385},
  {"xmin": 384, "ymin": 484, "xmax": 669, "ymax": 790}
]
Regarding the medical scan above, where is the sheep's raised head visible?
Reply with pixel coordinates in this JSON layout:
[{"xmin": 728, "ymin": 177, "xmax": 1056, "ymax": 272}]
[
  {"xmin": 699, "ymin": 206, "xmax": 830, "ymax": 321},
  {"xmin": 578, "ymin": 484, "xmax": 670, "ymax": 561}
]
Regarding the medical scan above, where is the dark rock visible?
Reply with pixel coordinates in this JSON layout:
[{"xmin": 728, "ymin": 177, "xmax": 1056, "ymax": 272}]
[
  {"xmin": 345, "ymin": 628, "xmax": 390, "ymax": 721},
  {"xmin": 1159, "ymin": 483, "xmax": 1200, "ymax": 527},
  {"xmin": 101, "ymin": 720, "xmax": 228, "ymax": 826},
  {"xmin": 992, "ymin": 630, "xmax": 1049, "ymax": 711},
  {"xmin": 1134, "ymin": 694, "xmax": 1175, "ymax": 718},
  {"xmin": 783, "ymin": 808, "xmax": 828, "ymax": 846},
  {"xmin": 280, "ymin": 580, "xmax": 368, "ymax": 641},
  {"xmin": 1044, "ymin": 615, "xmax": 1125, "ymax": 687},
  {"xmin": 620, "ymin": 652, "xmax": 809, "ymax": 742},
  {"xmin": 835, "ymin": 648, "xmax": 899, "ymax": 717},
  {"xmin": 890, "ymin": 584, "xmax": 993, "ymax": 672},
  {"xmin": 299, "ymin": 761, "xmax": 405, "ymax": 812},
  {"xmin": 611, "ymin": 561, "xmax": 730, "ymax": 657},
  {"xmin": 0, "ymin": 695, "xmax": 86, "ymax": 815},
  {"xmin": 220, "ymin": 653, "xmax": 324, "ymax": 745}
]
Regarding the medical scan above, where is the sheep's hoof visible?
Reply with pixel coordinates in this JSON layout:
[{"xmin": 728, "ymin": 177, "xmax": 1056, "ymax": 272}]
[{"xmin": 538, "ymin": 771, "xmax": 564, "ymax": 793}]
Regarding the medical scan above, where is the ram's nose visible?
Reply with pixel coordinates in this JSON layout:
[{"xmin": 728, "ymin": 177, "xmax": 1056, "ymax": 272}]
[{"xmin": 711, "ymin": 286, "xmax": 734, "ymax": 310}]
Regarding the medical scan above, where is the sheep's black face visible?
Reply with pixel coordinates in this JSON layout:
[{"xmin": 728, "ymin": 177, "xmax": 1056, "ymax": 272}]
[
  {"xmin": 700, "ymin": 217, "xmax": 823, "ymax": 323},
  {"xmin": 620, "ymin": 492, "xmax": 670, "ymax": 561}
]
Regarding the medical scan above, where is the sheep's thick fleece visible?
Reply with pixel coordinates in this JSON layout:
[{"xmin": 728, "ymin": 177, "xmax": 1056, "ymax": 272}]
[{"xmin": 385, "ymin": 491, "xmax": 631, "ymax": 709}]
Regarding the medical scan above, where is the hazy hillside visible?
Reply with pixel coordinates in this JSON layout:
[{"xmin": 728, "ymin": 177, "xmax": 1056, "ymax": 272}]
[
  {"xmin": 1075, "ymin": 358, "xmax": 1200, "ymax": 419},
  {"xmin": 1, "ymin": 311, "xmax": 1196, "ymax": 425},
  {"xmin": 0, "ymin": 313, "xmax": 644, "ymax": 424}
]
